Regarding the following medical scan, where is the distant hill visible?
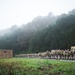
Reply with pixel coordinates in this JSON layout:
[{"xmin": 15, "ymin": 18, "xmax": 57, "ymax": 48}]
[
  {"xmin": 0, "ymin": 25, "xmax": 18, "ymax": 36},
  {"xmin": 29, "ymin": 15, "xmax": 75, "ymax": 52},
  {"xmin": 0, "ymin": 9, "xmax": 75, "ymax": 54}
]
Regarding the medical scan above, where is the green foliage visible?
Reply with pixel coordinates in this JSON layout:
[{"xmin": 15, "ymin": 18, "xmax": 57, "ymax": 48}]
[
  {"xmin": 30, "ymin": 15, "xmax": 75, "ymax": 52},
  {"xmin": 0, "ymin": 58, "xmax": 75, "ymax": 75},
  {"xmin": 0, "ymin": 13, "xmax": 75, "ymax": 54}
]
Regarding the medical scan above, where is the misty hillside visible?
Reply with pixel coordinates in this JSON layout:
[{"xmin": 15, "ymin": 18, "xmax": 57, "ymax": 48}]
[
  {"xmin": 0, "ymin": 13, "xmax": 56, "ymax": 37},
  {"xmin": 29, "ymin": 15, "xmax": 75, "ymax": 52},
  {"xmin": 0, "ymin": 25, "xmax": 18, "ymax": 36},
  {"xmin": 0, "ymin": 9, "xmax": 75, "ymax": 54}
]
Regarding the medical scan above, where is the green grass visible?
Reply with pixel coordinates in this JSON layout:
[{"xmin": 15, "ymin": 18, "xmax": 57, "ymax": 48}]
[{"xmin": 0, "ymin": 58, "xmax": 75, "ymax": 75}]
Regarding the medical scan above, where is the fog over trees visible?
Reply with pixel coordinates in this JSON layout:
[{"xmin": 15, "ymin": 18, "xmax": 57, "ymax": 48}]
[{"xmin": 0, "ymin": 9, "xmax": 75, "ymax": 54}]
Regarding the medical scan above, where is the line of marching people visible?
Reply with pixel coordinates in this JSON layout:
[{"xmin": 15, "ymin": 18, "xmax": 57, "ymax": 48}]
[{"xmin": 15, "ymin": 48, "xmax": 75, "ymax": 60}]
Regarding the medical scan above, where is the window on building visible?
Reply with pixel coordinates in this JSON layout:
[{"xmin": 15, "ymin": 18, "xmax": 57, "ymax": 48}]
[{"xmin": 4, "ymin": 51, "xmax": 7, "ymax": 53}]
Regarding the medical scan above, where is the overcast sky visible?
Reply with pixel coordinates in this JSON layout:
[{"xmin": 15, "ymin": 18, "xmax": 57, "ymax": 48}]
[{"xmin": 0, "ymin": 0, "xmax": 75, "ymax": 30}]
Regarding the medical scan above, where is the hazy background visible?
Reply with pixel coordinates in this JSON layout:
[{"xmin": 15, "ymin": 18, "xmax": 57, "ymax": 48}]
[{"xmin": 0, "ymin": 0, "xmax": 75, "ymax": 30}]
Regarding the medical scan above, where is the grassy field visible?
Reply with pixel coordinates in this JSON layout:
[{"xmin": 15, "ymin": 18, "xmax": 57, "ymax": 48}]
[{"xmin": 0, "ymin": 58, "xmax": 75, "ymax": 75}]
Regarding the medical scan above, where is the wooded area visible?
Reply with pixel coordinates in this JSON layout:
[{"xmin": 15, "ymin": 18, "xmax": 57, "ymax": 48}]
[{"xmin": 0, "ymin": 9, "xmax": 75, "ymax": 55}]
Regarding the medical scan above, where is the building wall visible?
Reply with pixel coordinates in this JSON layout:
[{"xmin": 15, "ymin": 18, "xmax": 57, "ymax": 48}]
[{"xmin": 0, "ymin": 50, "xmax": 13, "ymax": 58}]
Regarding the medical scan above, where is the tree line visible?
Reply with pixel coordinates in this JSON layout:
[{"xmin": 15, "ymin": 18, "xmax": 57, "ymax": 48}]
[{"xmin": 0, "ymin": 9, "xmax": 75, "ymax": 55}]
